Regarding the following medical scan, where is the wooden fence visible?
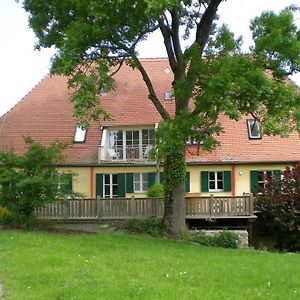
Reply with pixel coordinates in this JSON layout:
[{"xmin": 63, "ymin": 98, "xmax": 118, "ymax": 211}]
[{"xmin": 35, "ymin": 195, "xmax": 255, "ymax": 220}]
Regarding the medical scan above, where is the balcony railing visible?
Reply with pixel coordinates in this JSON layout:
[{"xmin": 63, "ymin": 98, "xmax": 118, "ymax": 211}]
[{"xmin": 99, "ymin": 145, "xmax": 154, "ymax": 161}]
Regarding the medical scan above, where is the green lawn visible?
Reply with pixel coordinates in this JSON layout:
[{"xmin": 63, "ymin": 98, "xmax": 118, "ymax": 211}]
[{"xmin": 0, "ymin": 230, "xmax": 299, "ymax": 300}]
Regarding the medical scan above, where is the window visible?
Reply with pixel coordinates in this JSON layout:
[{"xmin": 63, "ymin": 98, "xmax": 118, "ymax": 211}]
[
  {"xmin": 74, "ymin": 126, "xmax": 87, "ymax": 143},
  {"xmin": 209, "ymin": 171, "xmax": 224, "ymax": 192},
  {"xmin": 134, "ymin": 173, "xmax": 148, "ymax": 193},
  {"xmin": 250, "ymin": 170, "xmax": 281, "ymax": 194},
  {"xmin": 104, "ymin": 174, "xmax": 118, "ymax": 198},
  {"xmin": 257, "ymin": 171, "xmax": 276, "ymax": 190},
  {"xmin": 108, "ymin": 128, "xmax": 155, "ymax": 160},
  {"xmin": 247, "ymin": 119, "xmax": 261, "ymax": 139}
]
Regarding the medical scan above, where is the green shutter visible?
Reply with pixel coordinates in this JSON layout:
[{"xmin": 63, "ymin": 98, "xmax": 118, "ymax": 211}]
[
  {"xmin": 96, "ymin": 174, "xmax": 103, "ymax": 198},
  {"xmin": 223, "ymin": 171, "xmax": 232, "ymax": 192},
  {"xmin": 126, "ymin": 173, "xmax": 134, "ymax": 193},
  {"xmin": 148, "ymin": 173, "xmax": 156, "ymax": 188},
  {"xmin": 185, "ymin": 172, "xmax": 190, "ymax": 192},
  {"xmin": 118, "ymin": 173, "xmax": 126, "ymax": 197},
  {"xmin": 201, "ymin": 171, "xmax": 209, "ymax": 192},
  {"xmin": 160, "ymin": 172, "xmax": 164, "ymax": 184},
  {"xmin": 250, "ymin": 170, "xmax": 258, "ymax": 194},
  {"xmin": 64, "ymin": 174, "xmax": 73, "ymax": 192}
]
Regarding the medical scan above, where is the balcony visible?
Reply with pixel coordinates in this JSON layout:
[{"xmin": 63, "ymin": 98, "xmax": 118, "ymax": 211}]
[{"xmin": 99, "ymin": 144, "xmax": 154, "ymax": 162}]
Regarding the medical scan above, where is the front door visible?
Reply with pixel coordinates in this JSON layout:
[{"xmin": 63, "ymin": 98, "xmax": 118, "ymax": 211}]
[{"xmin": 103, "ymin": 174, "xmax": 118, "ymax": 198}]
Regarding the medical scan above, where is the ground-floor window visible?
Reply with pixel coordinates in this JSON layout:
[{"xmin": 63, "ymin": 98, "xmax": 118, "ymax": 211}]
[
  {"xmin": 104, "ymin": 174, "xmax": 118, "ymax": 198},
  {"xmin": 209, "ymin": 171, "xmax": 224, "ymax": 192},
  {"xmin": 133, "ymin": 173, "xmax": 148, "ymax": 193}
]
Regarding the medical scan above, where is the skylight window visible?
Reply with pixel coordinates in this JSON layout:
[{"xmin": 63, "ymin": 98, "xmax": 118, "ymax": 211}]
[
  {"xmin": 74, "ymin": 126, "xmax": 87, "ymax": 143},
  {"xmin": 247, "ymin": 119, "xmax": 261, "ymax": 139}
]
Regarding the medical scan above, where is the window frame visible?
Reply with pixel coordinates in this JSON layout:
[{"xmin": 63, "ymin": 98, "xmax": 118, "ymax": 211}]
[
  {"xmin": 208, "ymin": 171, "xmax": 224, "ymax": 192},
  {"xmin": 133, "ymin": 173, "xmax": 148, "ymax": 193},
  {"xmin": 74, "ymin": 126, "xmax": 87, "ymax": 143},
  {"xmin": 247, "ymin": 119, "xmax": 261, "ymax": 139}
]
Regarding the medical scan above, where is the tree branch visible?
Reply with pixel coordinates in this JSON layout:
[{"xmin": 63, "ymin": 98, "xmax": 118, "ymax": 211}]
[
  {"xmin": 195, "ymin": 0, "xmax": 222, "ymax": 54},
  {"xmin": 158, "ymin": 18, "xmax": 177, "ymax": 73},
  {"xmin": 130, "ymin": 53, "xmax": 170, "ymax": 120}
]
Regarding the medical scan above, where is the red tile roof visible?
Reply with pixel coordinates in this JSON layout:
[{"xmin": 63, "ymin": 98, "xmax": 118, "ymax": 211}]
[{"xmin": 0, "ymin": 58, "xmax": 299, "ymax": 165}]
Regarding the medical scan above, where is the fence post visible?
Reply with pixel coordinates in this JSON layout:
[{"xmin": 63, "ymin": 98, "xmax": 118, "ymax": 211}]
[
  {"xmin": 209, "ymin": 194, "xmax": 214, "ymax": 216},
  {"xmin": 130, "ymin": 195, "xmax": 135, "ymax": 218},
  {"xmin": 97, "ymin": 197, "xmax": 101, "ymax": 220},
  {"xmin": 249, "ymin": 193, "xmax": 254, "ymax": 216}
]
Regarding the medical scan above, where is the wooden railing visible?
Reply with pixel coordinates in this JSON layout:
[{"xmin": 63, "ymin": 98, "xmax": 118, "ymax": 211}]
[{"xmin": 35, "ymin": 195, "xmax": 255, "ymax": 220}]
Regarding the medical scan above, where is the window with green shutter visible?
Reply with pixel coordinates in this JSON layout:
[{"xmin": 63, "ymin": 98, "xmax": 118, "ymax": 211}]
[
  {"xmin": 117, "ymin": 173, "xmax": 125, "ymax": 197},
  {"xmin": 64, "ymin": 173, "xmax": 73, "ymax": 192},
  {"xmin": 201, "ymin": 171, "xmax": 209, "ymax": 192},
  {"xmin": 251, "ymin": 170, "xmax": 281, "ymax": 194},
  {"xmin": 185, "ymin": 172, "xmax": 190, "ymax": 192},
  {"xmin": 148, "ymin": 173, "xmax": 156, "ymax": 189},
  {"xmin": 95, "ymin": 173, "xmax": 103, "ymax": 198},
  {"xmin": 223, "ymin": 171, "xmax": 232, "ymax": 192},
  {"xmin": 126, "ymin": 173, "xmax": 133, "ymax": 193},
  {"xmin": 201, "ymin": 171, "xmax": 231, "ymax": 192}
]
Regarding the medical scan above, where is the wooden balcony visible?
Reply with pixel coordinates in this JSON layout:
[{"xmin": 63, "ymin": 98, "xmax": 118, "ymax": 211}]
[{"xmin": 35, "ymin": 195, "xmax": 256, "ymax": 220}]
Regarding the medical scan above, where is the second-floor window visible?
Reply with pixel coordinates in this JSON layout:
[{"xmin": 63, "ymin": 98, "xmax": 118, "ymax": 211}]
[
  {"xmin": 109, "ymin": 128, "xmax": 155, "ymax": 160},
  {"xmin": 209, "ymin": 171, "xmax": 224, "ymax": 192}
]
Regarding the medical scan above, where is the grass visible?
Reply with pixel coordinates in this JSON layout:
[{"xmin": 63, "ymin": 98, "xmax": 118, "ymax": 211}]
[{"xmin": 0, "ymin": 230, "xmax": 299, "ymax": 299}]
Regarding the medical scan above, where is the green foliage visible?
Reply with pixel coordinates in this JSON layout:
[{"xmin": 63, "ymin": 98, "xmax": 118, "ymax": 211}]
[
  {"xmin": 0, "ymin": 206, "xmax": 12, "ymax": 224},
  {"xmin": 190, "ymin": 230, "xmax": 240, "ymax": 249},
  {"xmin": 125, "ymin": 218, "xmax": 164, "ymax": 237},
  {"xmin": 147, "ymin": 183, "xmax": 164, "ymax": 198},
  {"xmin": 256, "ymin": 164, "xmax": 300, "ymax": 252},
  {"xmin": 0, "ymin": 138, "xmax": 71, "ymax": 226}
]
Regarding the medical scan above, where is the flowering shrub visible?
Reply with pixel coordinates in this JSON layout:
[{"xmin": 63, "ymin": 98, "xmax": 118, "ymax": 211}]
[{"xmin": 256, "ymin": 164, "xmax": 300, "ymax": 252}]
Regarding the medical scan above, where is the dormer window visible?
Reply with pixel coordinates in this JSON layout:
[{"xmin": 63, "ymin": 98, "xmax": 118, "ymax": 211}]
[
  {"xmin": 164, "ymin": 92, "xmax": 173, "ymax": 101},
  {"xmin": 74, "ymin": 126, "xmax": 87, "ymax": 143},
  {"xmin": 247, "ymin": 119, "xmax": 261, "ymax": 139}
]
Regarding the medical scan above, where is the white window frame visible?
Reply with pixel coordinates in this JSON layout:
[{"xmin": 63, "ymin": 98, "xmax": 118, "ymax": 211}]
[
  {"xmin": 108, "ymin": 128, "xmax": 155, "ymax": 160},
  {"xmin": 74, "ymin": 126, "xmax": 87, "ymax": 143},
  {"xmin": 133, "ymin": 173, "xmax": 148, "ymax": 193},
  {"xmin": 247, "ymin": 119, "xmax": 261, "ymax": 139},
  {"xmin": 208, "ymin": 171, "xmax": 224, "ymax": 192},
  {"xmin": 103, "ymin": 174, "xmax": 118, "ymax": 198}
]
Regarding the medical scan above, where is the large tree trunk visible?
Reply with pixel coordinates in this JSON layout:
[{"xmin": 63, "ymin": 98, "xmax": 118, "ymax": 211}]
[
  {"xmin": 163, "ymin": 182, "xmax": 186, "ymax": 234},
  {"xmin": 162, "ymin": 147, "xmax": 187, "ymax": 234}
]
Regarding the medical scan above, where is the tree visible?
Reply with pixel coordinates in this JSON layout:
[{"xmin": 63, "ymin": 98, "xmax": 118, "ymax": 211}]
[
  {"xmin": 22, "ymin": 0, "xmax": 300, "ymax": 234},
  {"xmin": 256, "ymin": 164, "xmax": 300, "ymax": 252},
  {"xmin": 0, "ymin": 137, "xmax": 70, "ymax": 225}
]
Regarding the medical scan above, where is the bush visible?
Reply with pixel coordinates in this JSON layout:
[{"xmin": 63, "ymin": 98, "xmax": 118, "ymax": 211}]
[
  {"xmin": 214, "ymin": 231, "xmax": 240, "ymax": 249},
  {"xmin": 190, "ymin": 230, "xmax": 240, "ymax": 249},
  {"xmin": 256, "ymin": 164, "xmax": 300, "ymax": 252},
  {"xmin": 147, "ymin": 184, "xmax": 164, "ymax": 198},
  {"xmin": 0, "ymin": 137, "xmax": 70, "ymax": 227},
  {"xmin": 0, "ymin": 206, "xmax": 12, "ymax": 224},
  {"xmin": 125, "ymin": 218, "xmax": 164, "ymax": 237}
]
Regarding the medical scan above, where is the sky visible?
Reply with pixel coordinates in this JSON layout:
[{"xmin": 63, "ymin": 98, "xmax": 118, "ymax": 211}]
[{"xmin": 0, "ymin": 0, "xmax": 300, "ymax": 117}]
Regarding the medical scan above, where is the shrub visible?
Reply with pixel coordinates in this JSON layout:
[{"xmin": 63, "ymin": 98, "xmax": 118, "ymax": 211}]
[
  {"xmin": 256, "ymin": 164, "xmax": 300, "ymax": 252},
  {"xmin": 147, "ymin": 184, "xmax": 164, "ymax": 198},
  {"xmin": 190, "ymin": 230, "xmax": 240, "ymax": 249},
  {"xmin": 0, "ymin": 206, "xmax": 12, "ymax": 224},
  {"xmin": 0, "ymin": 137, "xmax": 71, "ymax": 226},
  {"xmin": 125, "ymin": 218, "xmax": 164, "ymax": 237},
  {"xmin": 214, "ymin": 231, "xmax": 240, "ymax": 249}
]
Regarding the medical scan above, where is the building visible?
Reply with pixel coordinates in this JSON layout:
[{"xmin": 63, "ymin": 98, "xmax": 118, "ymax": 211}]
[{"xmin": 0, "ymin": 58, "xmax": 299, "ymax": 200}]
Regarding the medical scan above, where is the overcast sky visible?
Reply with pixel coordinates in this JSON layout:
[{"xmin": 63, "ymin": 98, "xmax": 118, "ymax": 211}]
[{"xmin": 0, "ymin": 0, "xmax": 299, "ymax": 116}]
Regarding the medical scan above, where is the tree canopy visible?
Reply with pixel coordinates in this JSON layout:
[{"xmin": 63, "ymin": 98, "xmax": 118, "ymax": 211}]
[{"xmin": 22, "ymin": 0, "xmax": 300, "ymax": 233}]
